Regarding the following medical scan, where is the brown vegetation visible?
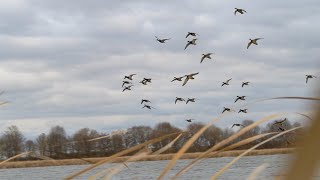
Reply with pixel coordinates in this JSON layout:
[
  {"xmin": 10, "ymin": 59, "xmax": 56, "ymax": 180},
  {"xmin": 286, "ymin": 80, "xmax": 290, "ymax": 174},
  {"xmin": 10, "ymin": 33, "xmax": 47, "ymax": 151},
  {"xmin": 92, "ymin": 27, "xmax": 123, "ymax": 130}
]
[{"xmin": 0, "ymin": 148, "xmax": 294, "ymax": 169}]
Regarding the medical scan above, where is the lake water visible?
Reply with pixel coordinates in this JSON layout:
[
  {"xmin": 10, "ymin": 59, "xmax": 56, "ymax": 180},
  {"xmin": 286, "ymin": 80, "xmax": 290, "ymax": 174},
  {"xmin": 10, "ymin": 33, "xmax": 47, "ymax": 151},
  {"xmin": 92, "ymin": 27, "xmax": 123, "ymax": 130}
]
[{"xmin": 0, "ymin": 154, "xmax": 319, "ymax": 180}]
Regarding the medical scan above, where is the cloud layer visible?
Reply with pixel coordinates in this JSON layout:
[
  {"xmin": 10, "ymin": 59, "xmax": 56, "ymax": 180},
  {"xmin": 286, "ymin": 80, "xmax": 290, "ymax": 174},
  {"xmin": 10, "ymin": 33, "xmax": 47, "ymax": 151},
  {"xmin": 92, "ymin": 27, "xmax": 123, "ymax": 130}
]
[{"xmin": 0, "ymin": 0, "xmax": 319, "ymax": 138}]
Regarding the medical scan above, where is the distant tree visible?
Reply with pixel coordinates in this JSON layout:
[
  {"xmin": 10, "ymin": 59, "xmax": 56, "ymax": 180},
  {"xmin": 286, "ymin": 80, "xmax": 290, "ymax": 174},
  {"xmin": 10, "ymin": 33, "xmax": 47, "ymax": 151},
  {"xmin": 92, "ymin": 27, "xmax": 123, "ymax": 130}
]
[
  {"xmin": 72, "ymin": 128, "xmax": 99, "ymax": 156},
  {"xmin": 0, "ymin": 125, "xmax": 25, "ymax": 158},
  {"xmin": 36, "ymin": 133, "xmax": 48, "ymax": 156},
  {"xmin": 47, "ymin": 126, "xmax": 67, "ymax": 158},
  {"xmin": 111, "ymin": 134, "xmax": 125, "ymax": 153},
  {"xmin": 25, "ymin": 140, "xmax": 36, "ymax": 151},
  {"xmin": 150, "ymin": 122, "xmax": 182, "ymax": 153},
  {"xmin": 123, "ymin": 126, "xmax": 152, "ymax": 148}
]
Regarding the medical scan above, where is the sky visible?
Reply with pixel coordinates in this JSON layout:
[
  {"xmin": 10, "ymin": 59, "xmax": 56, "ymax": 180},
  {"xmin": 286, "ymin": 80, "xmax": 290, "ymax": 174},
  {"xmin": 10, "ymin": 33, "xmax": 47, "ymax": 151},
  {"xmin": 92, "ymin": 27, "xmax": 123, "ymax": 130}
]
[{"xmin": 0, "ymin": 0, "xmax": 319, "ymax": 139}]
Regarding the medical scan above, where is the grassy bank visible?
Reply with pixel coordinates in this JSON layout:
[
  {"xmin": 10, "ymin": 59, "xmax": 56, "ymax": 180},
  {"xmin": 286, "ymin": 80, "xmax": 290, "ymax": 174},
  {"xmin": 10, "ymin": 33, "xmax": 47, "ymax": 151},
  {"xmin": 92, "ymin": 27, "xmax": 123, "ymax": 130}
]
[{"xmin": 0, "ymin": 148, "xmax": 294, "ymax": 169}]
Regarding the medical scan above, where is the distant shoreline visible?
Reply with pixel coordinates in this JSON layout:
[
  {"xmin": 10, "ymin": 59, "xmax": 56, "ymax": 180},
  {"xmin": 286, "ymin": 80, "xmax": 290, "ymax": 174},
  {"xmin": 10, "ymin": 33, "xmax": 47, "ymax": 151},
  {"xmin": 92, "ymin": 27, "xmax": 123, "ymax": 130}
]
[{"xmin": 0, "ymin": 148, "xmax": 294, "ymax": 169}]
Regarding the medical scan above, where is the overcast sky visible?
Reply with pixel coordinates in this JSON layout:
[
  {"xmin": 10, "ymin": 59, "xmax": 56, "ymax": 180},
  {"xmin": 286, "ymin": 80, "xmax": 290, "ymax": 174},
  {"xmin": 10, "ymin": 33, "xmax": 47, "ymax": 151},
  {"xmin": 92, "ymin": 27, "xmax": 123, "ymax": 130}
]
[{"xmin": 0, "ymin": 0, "xmax": 319, "ymax": 139}]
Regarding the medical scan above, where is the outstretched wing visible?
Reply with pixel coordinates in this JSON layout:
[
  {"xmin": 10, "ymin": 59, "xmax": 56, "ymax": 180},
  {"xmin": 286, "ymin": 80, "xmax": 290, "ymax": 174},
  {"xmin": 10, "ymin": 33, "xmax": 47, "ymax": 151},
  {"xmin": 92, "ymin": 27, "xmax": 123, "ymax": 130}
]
[
  {"xmin": 200, "ymin": 56, "xmax": 205, "ymax": 63},
  {"xmin": 186, "ymin": 33, "xmax": 190, "ymax": 38},
  {"xmin": 232, "ymin": 124, "xmax": 235, "ymax": 128},
  {"xmin": 184, "ymin": 42, "xmax": 191, "ymax": 50},
  {"xmin": 191, "ymin": 72, "xmax": 199, "ymax": 76},
  {"xmin": 306, "ymin": 77, "xmax": 309, "ymax": 83},
  {"xmin": 247, "ymin": 41, "xmax": 252, "ymax": 49},
  {"xmin": 182, "ymin": 77, "xmax": 189, "ymax": 86},
  {"xmin": 227, "ymin": 78, "xmax": 232, "ymax": 83},
  {"xmin": 234, "ymin": 10, "xmax": 237, "ymax": 16},
  {"xmin": 234, "ymin": 98, "xmax": 239, "ymax": 103}
]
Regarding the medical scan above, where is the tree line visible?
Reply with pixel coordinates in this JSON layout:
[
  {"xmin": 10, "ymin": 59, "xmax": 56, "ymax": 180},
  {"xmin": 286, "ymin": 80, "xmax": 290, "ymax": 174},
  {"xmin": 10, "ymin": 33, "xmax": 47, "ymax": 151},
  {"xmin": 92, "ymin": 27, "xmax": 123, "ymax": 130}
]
[{"xmin": 0, "ymin": 119, "xmax": 302, "ymax": 160}]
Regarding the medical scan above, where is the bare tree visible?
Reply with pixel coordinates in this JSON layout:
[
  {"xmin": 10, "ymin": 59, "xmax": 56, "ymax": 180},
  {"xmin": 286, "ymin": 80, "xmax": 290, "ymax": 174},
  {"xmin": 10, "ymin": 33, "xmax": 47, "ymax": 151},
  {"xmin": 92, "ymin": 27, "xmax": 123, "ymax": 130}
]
[
  {"xmin": 123, "ymin": 126, "xmax": 152, "ymax": 148},
  {"xmin": 36, "ymin": 133, "xmax": 48, "ymax": 156},
  {"xmin": 0, "ymin": 125, "xmax": 25, "ymax": 158},
  {"xmin": 47, "ymin": 126, "xmax": 67, "ymax": 158},
  {"xmin": 72, "ymin": 128, "xmax": 99, "ymax": 156}
]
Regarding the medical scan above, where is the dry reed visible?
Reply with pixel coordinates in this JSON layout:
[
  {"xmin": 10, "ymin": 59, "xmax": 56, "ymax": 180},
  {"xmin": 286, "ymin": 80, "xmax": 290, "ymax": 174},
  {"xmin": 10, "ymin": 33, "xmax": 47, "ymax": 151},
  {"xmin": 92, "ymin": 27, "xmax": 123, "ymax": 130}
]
[
  {"xmin": 0, "ymin": 151, "xmax": 31, "ymax": 166},
  {"xmin": 173, "ymin": 132, "xmax": 278, "ymax": 179},
  {"xmin": 210, "ymin": 126, "xmax": 301, "ymax": 179},
  {"xmin": 64, "ymin": 132, "xmax": 180, "ymax": 180},
  {"xmin": 247, "ymin": 163, "xmax": 269, "ymax": 180}
]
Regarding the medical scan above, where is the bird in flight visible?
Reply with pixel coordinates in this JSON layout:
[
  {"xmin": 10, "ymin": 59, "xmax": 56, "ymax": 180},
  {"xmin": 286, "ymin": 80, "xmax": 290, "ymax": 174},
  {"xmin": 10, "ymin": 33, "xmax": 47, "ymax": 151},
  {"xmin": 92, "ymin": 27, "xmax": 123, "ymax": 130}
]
[
  {"xmin": 185, "ymin": 119, "xmax": 194, "ymax": 123},
  {"xmin": 222, "ymin": 78, "xmax": 232, "ymax": 87},
  {"xmin": 184, "ymin": 39, "xmax": 197, "ymax": 50},
  {"xmin": 122, "ymin": 81, "xmax": 132, "ymax": 87},
  {"xmin": 247, "ymin": 38, "xmax": 263, "ymax": 49},
  {"xmin": 155, "ymin": 36, "xmax": 171, "ymax": 43},
  {"xmin": 124, "ymin": 74, "xmax": 136, "ymax": 80},
  {"xmin": 232, "ymin": 124, "xmax": 245, "ymax": 128},
  {"xmin": 123, "ymin": 85, "xmax": 133, "ymax": 92},
  {"xmin": 186, "ymin": 32, "xmax": 199, "ymax": 38},
  {"xmin": 140, "ymin": 80, "xmax": 147, "ymax": 85},
  {"xmin": 279, "ymin": 127, "xmax": 286, "ymax": 132},
  {"xmin": 238, "ymin": 109, "xmax": 248, "ymax": 113},
  {"xmin": 175, "ymin": 97, "xmax": 185, "ymax": 104},
  {"xmin": 200, "ymin": 53, "xmax": 213, "ymax": 63},
  {"xmin": 182, "ymin": 72, "xmax": 199, "ymax": 86},
  {"xmin": 171, "ymin": 76, "xmax": 184, "ymax": 82},
  {"xmin": 242, "ymin": 81, "xmax": 250, "ymax": 87},
  {"xmin": 142, "ymin": 104, "xmax": 155, "ymax": 109},
  {"xmin": 143, "ymin": 78, "xmax": 152, "ymax": 83},
  {"xmin": 222, "ymin": 107, "xmax": 232, "ymax": 113},
  {"xmin": 234, "ymin": 96, "xmax": 246, "ymax": 103},
  {"xmin": 234, "ymin": 8, "xmax": 247, "ymax": 15},
  {"xmin": 273, "ymin": 118, "xmax": 287, "ymax": 126},
  {"xmin": 305, "ymin": 75, "xmax": 316, "ymax": 84},
  {"xmin": 186, "ymin": 98, "xmax": 196, "ymax": 104},
  {"xmin": 141, "ymin": 99, "xmax": 151, "ymax": 104}
]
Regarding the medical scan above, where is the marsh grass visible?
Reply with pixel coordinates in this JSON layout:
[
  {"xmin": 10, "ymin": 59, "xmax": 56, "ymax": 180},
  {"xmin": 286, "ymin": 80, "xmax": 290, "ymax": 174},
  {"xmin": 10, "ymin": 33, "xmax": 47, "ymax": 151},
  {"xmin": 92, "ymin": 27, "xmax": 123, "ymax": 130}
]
[
  {"xmin": 64, "ymin": 132, "xmax": 181, "ymax": 180},
  {"xmin": 210, "ymin": 126, "xmax": 301, "ymax": 179}
]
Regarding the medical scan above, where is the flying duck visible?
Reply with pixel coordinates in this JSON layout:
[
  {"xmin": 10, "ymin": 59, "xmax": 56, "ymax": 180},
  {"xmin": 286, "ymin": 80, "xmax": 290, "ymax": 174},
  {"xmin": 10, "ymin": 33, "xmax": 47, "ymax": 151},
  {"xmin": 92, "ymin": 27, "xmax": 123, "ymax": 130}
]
[
  {"xmin": 242, "ymin": 81, "xmax": 250, "ymax": 87},
  {"xmin": 186, "ymin": 98, "xmax": 196, "ymax": 104},
  {"xmin": 238, "ymin": 109, "xmax": 248, "ymax": 113},
  {"xmin": 232, "ymin": 124, "xmax": 245, "ymax": 128},
  {"xmin": 186, "ymin": 32, "xmax": 199, "ymax": 38},
  {"xmin": 185, "ymin": 119, "xmax": 194, "ymax": 123},
  {"xmin": 124, "ymin": 74, "xmax": 137, "ymax": 80},
  {"xmin": 222, "ymin": 78, "xmax": 232, "ymax": 87},
  {"xmin": 143, "ymin": 78, "xmax": 152, "ymax": 83},
  {"xmin": 171, "ymin": 76, "xmax": 184, "ymax": 82},
  {"xmin": 141, "ymin": 99, "xmax": 151, "ymax": 104},
  {"xmin": 234, "ymin": 96, "xmax": 246, "ymax": 103},
  {"xmin": 200, "ymin": 53, "xmax": 213, "ymax": 63},
  {"xmin": 182, "ymin": 72, "xmax": 199, "ymax": 86},
  {"xmin": 234, "ymin": 8, "xmax": 247, "ymax": 15},
  {"xmin": 273, "ymin": 118, "xmax": 287, "ymax": 126},
  {"xmin": 142, "ymin": 104, "xmax": 155, "ymax": 109},
  {"xmin": 306, "ymin": 75, "xmax": 316, "ymax": 84},
  {"xmin": 122, "ymin": 85, "xmax": 133, "ymax": 92},
  {"xmin": 247, "ymin": 38, "xmax": 263, "ymax": 49},
  {"xmin": 184, "ymin": 39, "xmax": 197, "ymax": 50},
  {"xmin": 222, "ymin": 107, "xmax": 232, "ymax": 113},
  {"xmin": 122, "ymin": 81, "xmax": 132, "ymax": 87},
  {"xmin": 175, "ymin": 97, "xmax": 185, "ymax": 104},
  {"xmin": 155, "ymin": 36, "xmax": 171, "ymax": 43}
]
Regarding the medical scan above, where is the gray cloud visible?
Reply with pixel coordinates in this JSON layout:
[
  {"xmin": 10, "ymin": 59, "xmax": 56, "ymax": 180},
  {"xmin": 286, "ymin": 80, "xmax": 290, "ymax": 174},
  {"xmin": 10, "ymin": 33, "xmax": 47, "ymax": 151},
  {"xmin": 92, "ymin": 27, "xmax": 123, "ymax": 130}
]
[{"xmin": 0, "ymin": 0, "xmax": 319, "ymax": 138}]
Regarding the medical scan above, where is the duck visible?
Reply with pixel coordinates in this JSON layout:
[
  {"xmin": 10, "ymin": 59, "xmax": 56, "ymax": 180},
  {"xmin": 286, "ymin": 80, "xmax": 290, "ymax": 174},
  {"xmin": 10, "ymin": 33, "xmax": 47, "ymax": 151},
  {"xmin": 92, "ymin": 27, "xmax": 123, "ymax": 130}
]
[
  {"xmin": 184, "ymin": 39, "xmax": 197, "ymax": 50},
  {"xmin": 182, "ymin": 72, "xmax": 199, "ymax": 86},
  {"xmin": 222, "ymin": 107, "xmax": 232, "ymax": 113},
  {"xmin": 141, "ymin": 99, "xmax": 151, "ymax": 104},
  {"xmin": 273, "ymin": 118, "xmax": 287, "ymax": 126},
  {"xmin": 122, "ymin": 85, "xmax": 133, "ymax": 92},
  {"xmin": 232, "ymin": 124, "xmax": 245, "ymax": 128},
  {"xmin": 139, "ymin": 80, "xmax": 147, "ymax": 85},
  {"xmin": 155, "ymin": 36, "xmax": 171, "ymax": 43},
  {"xmin": 242, "ymin": 81, "xmax": 250, "ymax": 87},
  {"xmin": 171, "ymin": 76, "xmax": 184, "ymax": 82},
  {"xmin": 247, "ymin": 38, "xmax": 263, "ymax": 49},
  {"xmin": 143, "ymin": 78, "xmax": 152, "ymax": 83},
  {"xmin": 124, "ymin": 74, "xmax": 137, "ymax": 80},
  {"xmin": 234, "ymin": 8, "xmax": 247, "ymax": 15},
  {"xmin": 142, "ymin": 104, "xmax": 155, "ymax": 109},
  {"xmin": 238, "ymin": 109, "xmax": 248, "ymax": 113},
  {"xmin": 122, "ymin": 81, "xmax": 132, "ymax": 87},
  {"xmin": 200, "ymin": 53, "xmax": 214, "ymax": 63},
  {"xmin": 234, "ymin": 96, "xmax": 246, "ymax": 103},
  {"xmin": 222, "ymin": 78, "xmax": 232, "ymax": 87},
  {"xmin": 175, "ymin": 97, "xmax": 185, "ymax": 104},
  {"xmin": 186, "ymin": 98, "xmax": 196, "ymax": 104},
  {"xmin": 186, "ymin": 32, "xmax": 199, "ymax": 38},
  {"xmin": 185, "ymin": 119, "xmax": 194, "ymax": 123},
  {"xmin": 306, "ymin": 75, "xmax": 316, "ymax": 84}
]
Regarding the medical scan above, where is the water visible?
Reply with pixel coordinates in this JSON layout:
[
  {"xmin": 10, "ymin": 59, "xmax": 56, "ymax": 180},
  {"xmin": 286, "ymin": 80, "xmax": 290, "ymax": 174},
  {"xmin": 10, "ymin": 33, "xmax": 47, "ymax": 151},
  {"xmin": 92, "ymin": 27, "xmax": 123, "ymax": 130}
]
[{"xmin": 0, "ymin": 154, "xmax": 319, "ymax": 180}]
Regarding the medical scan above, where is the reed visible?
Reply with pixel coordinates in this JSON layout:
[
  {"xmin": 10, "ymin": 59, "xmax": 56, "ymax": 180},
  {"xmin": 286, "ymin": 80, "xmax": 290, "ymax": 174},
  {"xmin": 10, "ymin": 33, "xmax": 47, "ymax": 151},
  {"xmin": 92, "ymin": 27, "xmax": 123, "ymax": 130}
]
[{"xmin": 210, "ymin": 127, "xmax": 301, "ymax": 179}]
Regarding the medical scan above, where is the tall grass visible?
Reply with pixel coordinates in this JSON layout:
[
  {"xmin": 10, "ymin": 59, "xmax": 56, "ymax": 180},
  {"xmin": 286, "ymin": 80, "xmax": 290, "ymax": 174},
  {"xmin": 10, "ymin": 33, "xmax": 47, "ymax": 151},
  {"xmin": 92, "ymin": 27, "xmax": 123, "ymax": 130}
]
[{"xmin": 210, "ymin": 126, "xmax": 301, "ymax": 179}]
